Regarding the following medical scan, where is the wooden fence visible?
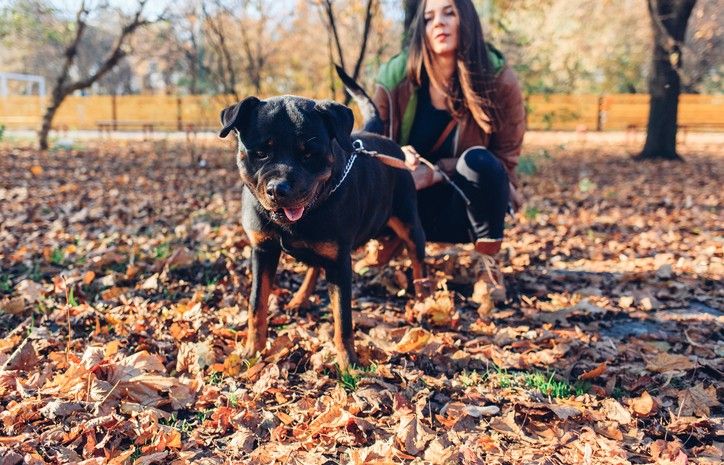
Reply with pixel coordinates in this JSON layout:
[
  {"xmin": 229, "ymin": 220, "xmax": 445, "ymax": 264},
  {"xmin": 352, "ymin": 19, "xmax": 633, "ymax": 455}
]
[{"xmin": 0, "ymin": 93, "xmax": 722, "ymax": 132}]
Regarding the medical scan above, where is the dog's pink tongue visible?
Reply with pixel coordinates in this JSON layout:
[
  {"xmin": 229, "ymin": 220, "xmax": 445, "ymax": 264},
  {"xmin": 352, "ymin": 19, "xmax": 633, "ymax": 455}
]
[{"xmin": 283, "ymin": 206, "xmax": 305, "ymax": 222}]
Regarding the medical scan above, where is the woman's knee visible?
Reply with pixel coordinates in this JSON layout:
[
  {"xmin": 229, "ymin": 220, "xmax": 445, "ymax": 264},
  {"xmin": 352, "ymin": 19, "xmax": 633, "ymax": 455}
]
[{"xmin": 455, "ymin": 147, "xmax": 507, "ymax": 183}]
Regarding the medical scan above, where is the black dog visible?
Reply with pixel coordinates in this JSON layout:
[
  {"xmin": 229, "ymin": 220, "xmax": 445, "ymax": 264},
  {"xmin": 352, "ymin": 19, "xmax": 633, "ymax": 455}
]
[{"xmin": 219, "ymin": 93, "xmax": 426, "ymax": 371}]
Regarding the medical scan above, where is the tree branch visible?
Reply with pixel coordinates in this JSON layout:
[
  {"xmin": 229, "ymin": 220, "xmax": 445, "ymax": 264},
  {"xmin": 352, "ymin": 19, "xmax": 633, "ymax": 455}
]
[
  {"xmin": 63, "ymin": 0, "xmax": 152, "ymax": 94},
  {"xmin": 351, "ymin": 0, "xmax": 376, "ymax": 81},
  {"xmin": 320, "ymin": 0, "xmax": 345, "ymax": 70}
]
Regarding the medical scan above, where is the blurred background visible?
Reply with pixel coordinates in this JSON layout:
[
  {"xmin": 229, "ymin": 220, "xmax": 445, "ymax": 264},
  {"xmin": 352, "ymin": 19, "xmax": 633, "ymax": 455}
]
[{"xmin": 0, "ymin": 0, "xmax": 721, "ymax": 149}]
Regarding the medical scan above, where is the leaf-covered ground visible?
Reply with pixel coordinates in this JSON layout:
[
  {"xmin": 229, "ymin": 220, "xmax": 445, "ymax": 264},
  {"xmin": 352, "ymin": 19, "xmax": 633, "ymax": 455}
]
[{"xmin": 0, "ymin": 135, "xmax": 721, "ymax": 464}]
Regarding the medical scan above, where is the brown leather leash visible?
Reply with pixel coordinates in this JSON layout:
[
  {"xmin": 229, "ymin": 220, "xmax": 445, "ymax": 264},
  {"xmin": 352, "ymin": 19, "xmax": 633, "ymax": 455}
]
[{"xmin": 351, "ymin": 139, "xmax": 472, "ymax": 206}]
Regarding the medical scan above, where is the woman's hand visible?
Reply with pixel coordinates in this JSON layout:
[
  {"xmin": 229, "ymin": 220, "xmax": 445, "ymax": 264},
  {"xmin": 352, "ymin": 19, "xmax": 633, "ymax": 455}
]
[
  {"xmin": 436, "ymin": 157, "xmax": 457, "ymax": 176},
  {"xmin": 401, "ymin": 145, "xmax": 421, "ymax": 170},
  {"xmin": 411, "ymin": 164, "xmax": 443, "ymax": 190}
]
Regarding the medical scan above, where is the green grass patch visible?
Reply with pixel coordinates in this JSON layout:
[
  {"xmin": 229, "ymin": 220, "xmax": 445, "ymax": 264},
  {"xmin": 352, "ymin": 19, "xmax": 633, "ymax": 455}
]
[
  {"xmin": 50, "ymin": 247, "xmax": 65, "ymax": 265},
  {"xmin": 338, "ymin": 363, "xmax": 377, "ymax": 392},
  {"xmin": 0, "ymin": 274, "xmax": 12, "ymax": 294},
  {"xmin": 154, "ymin": 242, "xmax": 171, "ymax": 259},
  {"xmin": 524, "ymin": 206, "xmax": 541, "ymax": 220},
  {"xmin": 458, "ymin": 370, "xmax": 488, "ymax": 387},
  {"xmin": 517, "ymin": 149, "xmax": 552, "ymax": 177},
  {"xmin": 208, "ymin": 371, "xmax": 224, "ymax": 386},
  {"xmin": 66, "ymin": 287, "xmax": 79, "ymax": 307},
  {"xmin": 493, "ymin": 367, "xmax": 590, "ymax": 399}
]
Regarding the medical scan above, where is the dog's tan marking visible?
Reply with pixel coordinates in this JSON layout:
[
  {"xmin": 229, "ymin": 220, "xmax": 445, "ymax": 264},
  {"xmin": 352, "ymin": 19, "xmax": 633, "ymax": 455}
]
[
  {"xmin": 387, "ymin": 217, "xmax": 425, "ymax": 281},
  {"xmin": 289, "ymin": 240, "xmax": 339, "ymax": 261},
  {"xmin": 311, "ymin": 242, "xmax": 339, "ymax": 261},
  {"xmin": 247, "ymin": 260, "xmax": 274, "ymax": 355},
  {"xmin": 247, "ymin": 230, "xmax": 273, "ymax": 246},
  {"xmin": 287, "ymin": 266, "xmax": 320, "ymax": 310}
]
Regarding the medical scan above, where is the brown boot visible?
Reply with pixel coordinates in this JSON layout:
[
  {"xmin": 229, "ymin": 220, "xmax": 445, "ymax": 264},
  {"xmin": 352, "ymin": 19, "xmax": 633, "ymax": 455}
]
[
  {"xmin": 471, "ymin": 240, "xmax": 506, "ymax": 315},
  {"xmin": 353, "ymin": 236, "xmax": 405, "ymax": 273}
]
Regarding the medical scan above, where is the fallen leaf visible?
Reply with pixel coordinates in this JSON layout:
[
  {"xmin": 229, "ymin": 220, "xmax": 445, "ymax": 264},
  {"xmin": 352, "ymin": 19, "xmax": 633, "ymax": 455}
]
[
  {"xmin": 646, "ymin": 353, "xmax": 695, "ymax": 373},
  {"xmin": 40, "ymin": 400, "xmax": 86, "ymax": 420},
  {"xmin": 578, "ymin": 362, "xmax": 607, "ymax": 380},
  {"xmin": 396, "ymin": 328, "xmax": 431, "ymax": 353},
  {"xmin": 82, "ymin": 271, "xmax": 96, "ymax": 285},
  {"xmin": 165, "ymin": 247, "xmax": 195, "ymax": 269},
  {"xmin": 601, "ymin": 398, "xmax": 632, "ymax": 425},
  {"xmin": 547, "ymin": 403, "xmax": 583, "ymax": 420},
  {"xmin": 395, "ymin": 410, "xmax": 434, "ymax": 455},
  {"xmin": 676, "ymin": 384, "xmax": 718, "ymax": 417},
  {"xmin": 630, "ymin": 391, "xmax": 657, "ymax": 417},
  {"xmin": 15, "ymin": 280, "xmax": 44, "ymax": 303},
  {"xmin": 0, "ymin": 338, "xmax": 39, "ymax": 371},
  {"xmin": 1, "ymin": 297, "xmax": 25, "ymax": 315}
]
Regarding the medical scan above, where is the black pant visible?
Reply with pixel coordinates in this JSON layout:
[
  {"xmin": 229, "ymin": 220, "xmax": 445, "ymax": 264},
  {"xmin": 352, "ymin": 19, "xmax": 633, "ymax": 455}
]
[{"xmin": 417, "ymin": 147, "xmax": 509, "ymax": 243}]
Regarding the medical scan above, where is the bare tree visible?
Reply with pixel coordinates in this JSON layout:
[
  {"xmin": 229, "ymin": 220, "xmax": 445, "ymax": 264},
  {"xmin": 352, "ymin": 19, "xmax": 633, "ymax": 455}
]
[
  {"xmin": 403, "ymin": 0, "xmax": 420, "ymax": 46},
  {"xmin": 638, "ymin": 0, "xmax": 697, "ymax": 161},
  {"xmin": 203, "ymin": 0, "xmax": 279, "ymax": 98},
  {"xmin": 38, "ymin": 0, "xmax": 158, "ymax": 150},
  {"xmin": 203, "ymin": 2, "xmax": 240, "ymax": 99},
  {"xmin": 317, "ymin": 0, "xmax": 379, "ymax": 104}
]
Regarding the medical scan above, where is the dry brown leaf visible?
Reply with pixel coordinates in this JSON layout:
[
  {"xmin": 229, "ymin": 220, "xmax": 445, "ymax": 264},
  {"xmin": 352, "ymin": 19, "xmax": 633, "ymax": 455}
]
[
  {"xmin": 395, "ymin": 327, "xmax": 431, "ymax": 353},
  {"xmin": 82, "ymin": 271, "xmax": 96, "ymax": 285},
  {"xmin": 1, "ymin": 338, "xmax": 39, "ymax": 371},
  {"xmin": 547, "ymin": 403, "xmax": 583, "ymax": 420},
  {"xmin": 395, "ymin": 410, "xmax": 434, "ymax": 456},
  {"xmin": 133, "ymin": 451, "xmax": 169, "ymax": 465},
  {"xmin": 676, "ymin": 384, "xmax": 718, "ymax": 417},
  {"xmin": 165, "ymin": 247, "xmax": 195, "ymax": 269},
  {"xmin": 601, "ymin": 398, "xmax": 632, "ymax": 425},
  {"xmin": 440, "ymin": 401, "xmax": 500, "ymax": 420},
  {"xmin": 645, "ymin": 353, "xmax": 695, "ymax": 373},
  {"xmin": 407, "ymin": 290, "xmax": 456, "ymax": 327},
  {"xmin": 578, "ymin": 362, "xmax": 607, "ymax": 380},
  {"xmin": 176, "ymin": 340, "xmax": 214, "ymax": 375},
  {"xmin": 15, "ymin": 280, "xmax": 44, "ymax": 303},
  {"xmin": 40, "ymin": 400, "xmax": 86, "ymax": 420},
  {"xmin": 0, "ymin": 297, "xmax": 25, "ymax": 315},
  {"xmin": 630, "ymin": 391, "xmax": 657, "ymax": 417}
]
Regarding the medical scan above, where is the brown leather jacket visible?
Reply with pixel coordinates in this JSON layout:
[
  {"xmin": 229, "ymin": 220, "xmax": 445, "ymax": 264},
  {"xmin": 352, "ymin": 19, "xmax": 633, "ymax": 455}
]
[{"xmin": 372, "ymin": 48, "xmax": 526, "ymax": 187}]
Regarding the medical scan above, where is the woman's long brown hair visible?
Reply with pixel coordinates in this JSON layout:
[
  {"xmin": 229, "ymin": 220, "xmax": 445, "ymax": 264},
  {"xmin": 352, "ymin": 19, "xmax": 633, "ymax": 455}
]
[{"xmin": 406, "ymin": 0, "xmax": 497, "ymax": 133}]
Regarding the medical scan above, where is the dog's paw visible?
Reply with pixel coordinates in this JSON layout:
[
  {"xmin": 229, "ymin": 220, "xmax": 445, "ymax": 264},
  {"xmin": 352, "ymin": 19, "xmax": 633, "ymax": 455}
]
[{"xmin": 286, "ymin": 294, "xmax": 313, "ymax": 312}]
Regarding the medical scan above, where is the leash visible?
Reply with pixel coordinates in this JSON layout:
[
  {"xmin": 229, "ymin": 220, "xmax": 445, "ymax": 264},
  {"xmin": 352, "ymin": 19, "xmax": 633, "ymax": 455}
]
[{"xmin": 351, "ymin": 139, "xmax": 472, "ymax": 206}]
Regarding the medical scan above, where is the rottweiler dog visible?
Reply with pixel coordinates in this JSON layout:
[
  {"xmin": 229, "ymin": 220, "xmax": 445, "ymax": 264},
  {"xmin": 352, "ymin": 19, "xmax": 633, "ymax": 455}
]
[{"xmin": 219, "ymin": 93, "xmax": 426, "ymax": 371}]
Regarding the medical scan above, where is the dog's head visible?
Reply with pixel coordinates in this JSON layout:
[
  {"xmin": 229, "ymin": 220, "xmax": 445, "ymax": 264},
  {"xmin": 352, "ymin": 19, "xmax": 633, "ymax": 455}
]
[{"xmin": 219, "ymin": 96, "xmax": 354, "ymax": 225}]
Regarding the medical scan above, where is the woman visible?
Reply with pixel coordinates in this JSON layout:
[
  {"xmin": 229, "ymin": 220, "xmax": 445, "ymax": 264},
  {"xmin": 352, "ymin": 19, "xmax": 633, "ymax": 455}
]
[{"xmin": 362, "ymin": 0, "xmax": 526, "ymax": 309}]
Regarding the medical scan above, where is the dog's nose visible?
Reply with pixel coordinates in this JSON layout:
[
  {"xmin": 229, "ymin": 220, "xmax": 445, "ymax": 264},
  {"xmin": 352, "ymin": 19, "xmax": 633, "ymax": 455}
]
[{"xmin": 266, "ymin": 180, "xmax": 292, "ymax": 200}]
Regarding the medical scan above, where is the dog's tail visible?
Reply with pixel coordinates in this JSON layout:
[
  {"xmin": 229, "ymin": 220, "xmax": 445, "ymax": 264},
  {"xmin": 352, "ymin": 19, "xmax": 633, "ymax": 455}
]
[{"xmin": 335, "ymin": 65, "xmax": 384, "ymax": 135}]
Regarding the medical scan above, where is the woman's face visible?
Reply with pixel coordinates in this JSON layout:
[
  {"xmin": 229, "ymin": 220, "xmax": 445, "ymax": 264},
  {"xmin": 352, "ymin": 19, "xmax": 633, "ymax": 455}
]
[{"xmin": 423, "ymin": 0, "xmax": 460, "ymax": 58}]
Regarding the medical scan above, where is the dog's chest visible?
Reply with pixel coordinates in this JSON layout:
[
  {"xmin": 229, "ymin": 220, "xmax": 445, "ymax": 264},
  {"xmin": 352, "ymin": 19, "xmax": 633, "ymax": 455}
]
[{"xmin": 279, "ymin": 235, "xmax": 340, "ymax": 265}]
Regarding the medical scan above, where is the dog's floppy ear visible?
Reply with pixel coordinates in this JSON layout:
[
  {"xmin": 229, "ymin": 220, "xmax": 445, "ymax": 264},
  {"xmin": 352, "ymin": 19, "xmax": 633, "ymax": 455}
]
[
  {"xmin": 219, "ymin": 96, "xmax": 260, "ymax": 138},
  {"xmin": 315, "ymin": 100, "xmax": 354, "ymax": 153}
]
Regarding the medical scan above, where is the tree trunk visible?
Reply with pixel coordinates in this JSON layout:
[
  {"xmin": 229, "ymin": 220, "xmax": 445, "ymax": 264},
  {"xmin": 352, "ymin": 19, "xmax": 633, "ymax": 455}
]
[
  {"xmin": 38, "ymin": 100, "xmax": 61, "ymax": 150},
  {"xmin": 638, "ymin": 0, "xmax": 697, "ymax": 161},
  {"xmin": 403, "ymin": 0, "xmax": 420, "ymax": 46}
]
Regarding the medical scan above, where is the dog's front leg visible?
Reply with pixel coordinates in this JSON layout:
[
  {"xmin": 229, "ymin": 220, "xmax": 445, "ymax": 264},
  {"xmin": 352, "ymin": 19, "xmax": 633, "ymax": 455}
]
[
  {"xmin": 247, "ymin": 243, "xmax": 281, "ymax": 356},
  {"xmin": 325, "ymin": 252, "xmax": 358, "ymax": 372}
]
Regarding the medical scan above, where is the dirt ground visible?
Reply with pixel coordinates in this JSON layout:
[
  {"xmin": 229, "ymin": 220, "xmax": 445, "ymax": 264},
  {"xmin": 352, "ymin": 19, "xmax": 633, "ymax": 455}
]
[{"xmin": 0, "ymin": 133, "xmax": 721, "ymax": 464}]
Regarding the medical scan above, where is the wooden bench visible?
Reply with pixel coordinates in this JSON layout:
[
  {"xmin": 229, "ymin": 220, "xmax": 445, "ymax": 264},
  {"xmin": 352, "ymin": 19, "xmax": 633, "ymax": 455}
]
[
  {"xmin": 625, "ymin": 122, "xmax": 724, "ymax": 146},
  {"xmin": 0, "ymin": 115, "xmax": 41, "ymax": 128},
  {"xmin": 96, "ymin": 120, "xmax": 182, "ymax": 139}
]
